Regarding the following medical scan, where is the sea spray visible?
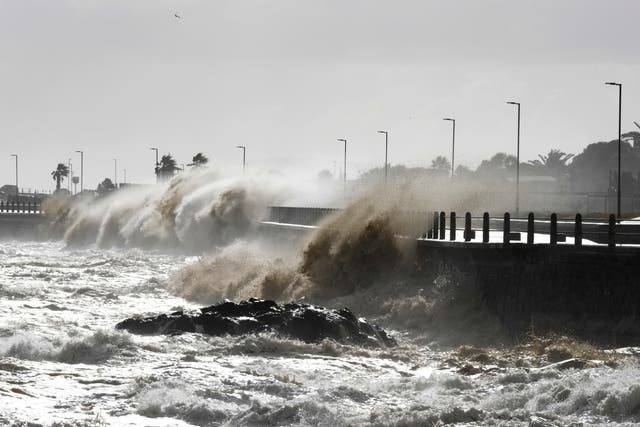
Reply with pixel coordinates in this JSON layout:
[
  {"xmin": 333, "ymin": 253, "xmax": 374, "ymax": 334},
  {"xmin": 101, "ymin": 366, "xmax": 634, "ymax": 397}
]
[{"xmin": 45, "ymin": 168, "xmax": 292, "ymax": 250}]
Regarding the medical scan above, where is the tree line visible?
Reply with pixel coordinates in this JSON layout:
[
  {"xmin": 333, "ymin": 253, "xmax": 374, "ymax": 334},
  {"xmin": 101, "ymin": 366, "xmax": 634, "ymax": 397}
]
[
  {"xmin": 50, "ymin": 152, "xmax": 210, "ymax": 195},
  {"xmin": 354, "ymin": 131, "xmax": 640, "ymax": 194}
]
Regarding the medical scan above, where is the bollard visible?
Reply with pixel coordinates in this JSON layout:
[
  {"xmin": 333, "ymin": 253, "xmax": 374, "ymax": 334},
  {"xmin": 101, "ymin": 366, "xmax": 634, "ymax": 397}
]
[
  {"xmin": 574, "ymin": 213, "xmax": 582, "ymax": 246},
  {"xmin": 450, "ymin": 212, "xmax": 456, "ymax": 241},
  {"xmin": 527, "ymin": 212, "xmax": 534, "ymax": 244},
  {"xmin": 433, "ymin": 212, "xmax": 439, "ymax": 239},
  {"xmin": 482, "ymin": 212, "xmax": 489, "ymax": 243},
  {"xmin": 608, "ymin": 214, "xmax": 616, "ymax": 248},
  {"xmin": 439, "ymin": 212, "xmax": 446, "ymax": 240},
  {"xmin": 550, "ymin": 213, "xmax": 558, "ymax": 245},
  {"xmin": 464, "ymin": 212, "xmax": 472, "ymax": 242},
  {"xmin": 503, "ymin": 212, "xmax": 510, "ymax": 245}
]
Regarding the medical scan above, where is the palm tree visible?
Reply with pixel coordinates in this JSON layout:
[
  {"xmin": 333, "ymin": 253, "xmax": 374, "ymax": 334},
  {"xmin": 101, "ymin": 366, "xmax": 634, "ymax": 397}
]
[
  {"xmin": 528, "ymin": 149, "xmax": 574, "ymax": 178},
  {"xmin": 430, "ymin": 156, "xmax": 451, "ymax": 175},
  {"xmin": 187, "ymin": 152, "xmax": 209, "ymax": 167},
  {"xmin": 157, "ymin": 154, "xmax": 179, "ymax": 181},
  {"xmin": 51, "ymin": 163, "xmax": 70, "ymax": 192}
]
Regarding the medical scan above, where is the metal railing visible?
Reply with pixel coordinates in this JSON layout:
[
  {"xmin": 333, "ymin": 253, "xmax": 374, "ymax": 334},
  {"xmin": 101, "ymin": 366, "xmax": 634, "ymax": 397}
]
[
  {"xmin": 0, "ymin": 201, "xmax": 42, "ymax": 214},
  {"xmin": 426, "ymin": 211, "xmax": 640, "ymax": 247}
]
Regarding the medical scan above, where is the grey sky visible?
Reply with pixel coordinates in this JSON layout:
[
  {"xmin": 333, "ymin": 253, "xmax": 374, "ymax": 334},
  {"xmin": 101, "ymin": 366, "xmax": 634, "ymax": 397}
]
[{"xmin": 1, "ymin": 0, "xmax": 639, "ymax": 191}]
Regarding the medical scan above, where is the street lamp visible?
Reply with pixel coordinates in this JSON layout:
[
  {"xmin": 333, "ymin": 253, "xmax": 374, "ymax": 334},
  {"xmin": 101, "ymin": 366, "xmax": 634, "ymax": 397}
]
[
  {"xmin": 10, "ymin": 154, "xmax": 18, "ymax": 198},
  {"xmin": 506, "ymin": 101, "xmax": 521, "ymax": 216},
  {"xmin": 337, "ymin": 138, "xmax": 347, "ymax": 195},
  {"xmin": 75, "ymin": 150, "xmax": 84, "ymax": 193},
  {"xmin": 113, "ymin": 158, "xmax": 117, "ymax": 188},
  {"xmin": 150, "ymin": 147, "xmax": 159, "ymax": 182},
  {"xmin": 377, "ymin": 131, "xmax": 389, "ymax": 184},
  {"xmin": 236, "ymin": 145, "xmax": 246, "ymax": 174},
  {"xmin": 443, "ymin": 118, "xmax": 456, "ymax": 178},
  {"xmin": 67, "ymin": 158, "xmax": 73, "ymax": 192},
  {"xmin": 605, "ymin": 82, "xmax": 622, "ymax": 219}
]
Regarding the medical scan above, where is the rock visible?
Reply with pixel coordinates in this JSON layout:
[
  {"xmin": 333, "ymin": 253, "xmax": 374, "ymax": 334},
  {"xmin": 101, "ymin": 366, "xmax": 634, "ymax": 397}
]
[
  {"xmin": 535, "ymin": 357, "xmax": 590, "ymax": 371},
  {"xmin": 457, "ymin": 364, "xmax": 482, "ymax": 375},
  {"xmin": 116, "ymin": 298, "xmax": 396, "ymax": 347},
  {"xmin": 545, "ymin": 345, "xmax": 573, "ymax": 363}
]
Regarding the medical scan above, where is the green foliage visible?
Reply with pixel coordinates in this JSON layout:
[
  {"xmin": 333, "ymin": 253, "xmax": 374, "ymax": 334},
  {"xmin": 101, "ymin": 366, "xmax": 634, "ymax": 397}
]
[
  {"xmin": 96, "ymin": 178, "xmax": 116, "ymax": 195},
  {"xmin": 430, "ymin": 156, "xmax": 451, "ymax": 174},
  {"xmin": 156, "ymin": 154, "xmax": 179, "ymax": 181},
  {"xmin": 189, "ymin": 152, "xmax": 209, "ymax": 167},
  {"xmin": 51, "ymin": 163, "xmax": 70, "ymax": 191}
]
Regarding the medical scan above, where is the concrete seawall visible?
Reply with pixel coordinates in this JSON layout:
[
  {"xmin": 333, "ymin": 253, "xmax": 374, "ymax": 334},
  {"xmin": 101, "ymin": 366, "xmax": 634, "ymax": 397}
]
[
  {"xmin": 416, "ymin": 240, "xmax": 640, "ymax": 344},
  {"xmin": 0, "ymin": 214, "xmax": 47, "ymax": 240}
]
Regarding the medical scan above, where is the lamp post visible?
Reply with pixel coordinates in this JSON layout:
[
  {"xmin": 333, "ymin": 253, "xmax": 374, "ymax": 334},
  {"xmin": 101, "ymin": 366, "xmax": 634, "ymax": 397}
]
[
  {"xmin": 75, "ymin": 150, "xmax": 84, "ymax": 193},
  {"xmin": 113, "ymin": 158, "xmax": 117, "ymax": 188},
  {"xmin": 377, "ymin": 131, "xmax": 389, "ymax": 184},
  {"xmin": 67, "ymin": 158, "xmax": 72, "ymax": 191},
  {"xmin": 337, "ymin": 138, "xmax": 347, "ymax": 195},
  {"xmin": 150, "ymin": 147, "xmax": 159, "ymax": 182},
  {"xmin": 236, "ymin": 145, "xmax": 246, "ymax": 174},
  {"xmin": 443, "ymin": 118, "xmax": 456, "ymax": 178},
  {"xmin": 605, "ymin": 82, "xmax": 623, "ymax": 219},
  {"xmin": 10, "ymin": 154, "xmax": 18, "ymax": 198},
  {"xmin": 506, "ymin": 101, "xmax": 521, "ymax": 216}
]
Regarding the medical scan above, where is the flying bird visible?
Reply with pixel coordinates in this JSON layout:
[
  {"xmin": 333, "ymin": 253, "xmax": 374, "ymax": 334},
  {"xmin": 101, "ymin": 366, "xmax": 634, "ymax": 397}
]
[{"xmin": 174, "ymin": 13, "xmax": 181, "ymax": 19}]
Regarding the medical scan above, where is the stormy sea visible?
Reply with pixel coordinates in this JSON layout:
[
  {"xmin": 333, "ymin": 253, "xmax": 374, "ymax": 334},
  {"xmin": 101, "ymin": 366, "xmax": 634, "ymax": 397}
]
[{"xmin": 2, "ymin": 169, "xmax": 640, "ymax": 426}]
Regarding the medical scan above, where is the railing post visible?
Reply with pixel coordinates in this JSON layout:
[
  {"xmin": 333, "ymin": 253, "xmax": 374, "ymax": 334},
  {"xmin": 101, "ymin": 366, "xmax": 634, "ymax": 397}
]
[
  {"xmin": 482, "ymin": 212, "xmax": 489, "ymax": 243},
  {"xmin": 439, "ymin": 212, "xmax": 446, "ymax": 240},
  {"xmin": 503, "ymin": 212, "xmax": 510, "ymax": 245},
  {"xmin": 464, "ymin": 212, "xmax": 472, "ymax": 242},
  {"xmin": 432, "ymin": 212, "xmax": 438, "ymax": 239},
  {"xmin": 527, "ymin": 212, "xmax": 534, "ymax": 245},
  {"xmin": 608, "ymin": 214, "xmax": 616, "ymax": 248},
  {"xmin": 450, "ymin": 212, "xmax": 456, "ymax": 241},
  {"xmin": 550, "ymin": 213, "xmax": 558, "ymax": 245},
  {"xmin": 574, "ymin": 213, "xmax": 582, "ymax": 247}
]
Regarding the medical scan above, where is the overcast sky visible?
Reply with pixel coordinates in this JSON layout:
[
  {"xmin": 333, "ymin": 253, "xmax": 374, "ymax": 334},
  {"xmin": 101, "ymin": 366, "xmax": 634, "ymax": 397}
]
[{"xmin": 1, "ymin": 0, "xmax": 639, "ymax": 191}]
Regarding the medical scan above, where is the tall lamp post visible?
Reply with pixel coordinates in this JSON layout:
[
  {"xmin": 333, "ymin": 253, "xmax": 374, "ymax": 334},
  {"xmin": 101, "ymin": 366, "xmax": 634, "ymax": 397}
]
[
  {"xmin": 605, "ymin": 82, "xmax": 623, "ymax": 219},
  {"xmin": 113, "ymin": 158, "xmax": 118, "ymax": 188},
  {"xmin": 443, "ymin": 118, "xmax": 456, "ymax": 178},
  {"xmin": 150, "ymin": 147, "xmax": 159, "ymax": 182},
  {"xmin": 67, "ymin": 158, "xmax": 72, "ymax": 191},
  {"xmin": 10, "ymin": 154, "xmax": 18, "ymax": 198},
  {"xmin": 337, "ymin": 138, "xmax": 347, "ymax": 195},
  {"xmin": 506, "ymin": 101, "xmax": 521, "ymax": 216},
  {"xmin": 236, "ymin": 145, "xmax": 246, "ymax": 174},
  {"xmin": 75, "ymin": 150, "xmax": 84, "ymax": 193},
  {"xmin": 377, "ymin": 131, "xmax": 389, "ymax": 184}
]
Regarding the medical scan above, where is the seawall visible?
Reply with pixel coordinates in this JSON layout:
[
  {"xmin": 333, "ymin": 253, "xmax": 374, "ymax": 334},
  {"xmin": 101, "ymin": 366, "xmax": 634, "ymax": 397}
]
[
  {"xmin": 416, "ymin": 240, "xmax": 640, "ymax": 344},
  {"xmin": 0, "ymin": 214, "xmax": 47, "ymax": 240}
]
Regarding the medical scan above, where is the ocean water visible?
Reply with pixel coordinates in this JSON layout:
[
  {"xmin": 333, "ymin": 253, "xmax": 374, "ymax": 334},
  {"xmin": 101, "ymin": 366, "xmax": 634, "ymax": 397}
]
[{"xmin": 2, "ymin": 240, "xmax": 640, "ymax": 426}]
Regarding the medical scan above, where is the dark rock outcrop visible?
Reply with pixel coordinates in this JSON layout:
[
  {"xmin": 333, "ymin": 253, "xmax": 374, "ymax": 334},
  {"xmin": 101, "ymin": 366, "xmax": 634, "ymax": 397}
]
[{"xmin": 116, "ymin": 298, "xmax": 396, "ymax": 347}]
